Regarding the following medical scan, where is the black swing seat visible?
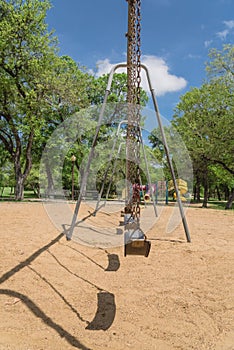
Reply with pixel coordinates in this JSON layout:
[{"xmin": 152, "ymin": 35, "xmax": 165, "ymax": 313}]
[{"xmin": 124, "ymin": 226, "xmax": 151, "ymax": 257}]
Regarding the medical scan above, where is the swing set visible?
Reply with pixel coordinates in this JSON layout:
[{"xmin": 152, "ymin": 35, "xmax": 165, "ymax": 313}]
[{"xmin": 66, "ymin": 0, "xmax": 191, "ymax": 255}]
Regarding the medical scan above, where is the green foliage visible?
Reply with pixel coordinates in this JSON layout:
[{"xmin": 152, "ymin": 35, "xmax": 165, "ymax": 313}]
[
  {"xmin": 172, "ymin": 44, "xmax": 234, "ymax": 207},
  {"xmin": 174, "ymin": 82, "xmax": 233, "ymax": 170},
  {"xmin": 89, "ymin": 73, "xmax": 148, "ymax": 106},
  {"xmin": 206, "ymin": 44, "xmax": 234, "ymax": 79},
  {"xmin": 0, "ymin": 0, "xmax": 92, "ymax": 199},
  {"xmin": 0, "ymin": 0, "xmax": 57, "ymax": 199}
]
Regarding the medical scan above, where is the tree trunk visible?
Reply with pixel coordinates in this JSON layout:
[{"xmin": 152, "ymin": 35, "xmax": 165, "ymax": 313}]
[
  {"xmin": 194, "ymin": 180, "xmax": 201, "ymax": 202},
  {"xmin": 224, "ymin": 185, "xmax": 230, "ymax": 201},
  {"xmin": 197, "ymin": 184, "xmax": 201, "ymax": 202},
  {"xmin": 14, "ymin": 161, "xmax": 25, "ymax": 200},
  {"xmin": 216, "ymin": 186, "xmax": 221, "ymax": 201},
  {"xmin": 225, "ymin": 188, "xmax": 234, "ymax": 209},
  {"xmin": 14, "ymin": 139, "xmax": 33, "ymax": 201},
  {"xmin": 202, "ymin": 184, "xmax": 208, "ymax": 208},
  {"xmin": 193, "ymin": 183, "xmax": 197, "ymax": 201},
  {"xmin": 202, "ymin": 169, "xmax": 209, "ymax": 208},
  {"xmin": 45, "ymin": 159, "xmax": 54, "ymax": 196},
  {"xmin": 33, "ymin": 184, "xmax": 40, "ymax": 198},
  {"xmin": 0, "ymin": 186, "xmax": 4, "ymax": 197},
  {"xmin": 15, "ymin": 175, "xmax": 25, "ymax": 200}
]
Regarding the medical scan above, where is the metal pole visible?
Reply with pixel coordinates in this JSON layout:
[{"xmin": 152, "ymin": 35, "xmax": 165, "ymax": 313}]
[
  {"xmin": 71, "ymin": 161, "xmax": 74, "ymax": 200},
  {"xmin": 71, "ymin": 155, "xmax": 76, "ymax": 201}
]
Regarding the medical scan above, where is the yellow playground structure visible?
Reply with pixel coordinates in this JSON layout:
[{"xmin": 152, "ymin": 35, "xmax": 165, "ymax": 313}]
[{"xmin": 168, "ymin": 179, "xmax": 188, "ymax": 202}]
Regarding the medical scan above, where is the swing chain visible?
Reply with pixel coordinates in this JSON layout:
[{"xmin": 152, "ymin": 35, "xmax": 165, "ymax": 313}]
[
  {"xmin": 135, "ymin": 0, "xmax": 142, "ymax": 218},
  {"xmin": 136, "ymin": 0, "xmax": 141, "ymax": 107},
  {"xmin": 126, "ymin": 0, "xmax": 142, "ymax": 219}
]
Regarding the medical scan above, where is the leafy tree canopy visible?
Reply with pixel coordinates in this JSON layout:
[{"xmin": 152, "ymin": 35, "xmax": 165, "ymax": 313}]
[{"xmin": 172, "ymin": 44, "xmax": 234, "ymax": 208}]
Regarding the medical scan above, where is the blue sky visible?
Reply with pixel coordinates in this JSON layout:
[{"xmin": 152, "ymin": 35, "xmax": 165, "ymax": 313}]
[{"xmin": 46, "ymin": 0, "xmax": 234, "ymax": 119}]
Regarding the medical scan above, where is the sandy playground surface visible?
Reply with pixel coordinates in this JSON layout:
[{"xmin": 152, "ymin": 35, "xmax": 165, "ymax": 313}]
[{"xmin": 0, "ymin": 201, "xmax": 234, "ymax": 350}]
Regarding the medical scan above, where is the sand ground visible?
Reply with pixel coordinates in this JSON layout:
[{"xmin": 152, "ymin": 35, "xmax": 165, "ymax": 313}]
[{"xmin": 0, "ymin": 201, "xmax": 233, "ymax": 350}]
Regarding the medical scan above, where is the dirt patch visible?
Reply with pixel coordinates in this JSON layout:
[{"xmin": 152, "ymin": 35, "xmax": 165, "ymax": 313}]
[{"xmin": 0, "ymin": 202, "xmax": 233, "ymax": 349}]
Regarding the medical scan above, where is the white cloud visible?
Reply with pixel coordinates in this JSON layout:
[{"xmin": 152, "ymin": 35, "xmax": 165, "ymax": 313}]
[
  {"xmin": 141, "ymin": 55, "xmax": 187, "ymax": 95},
  {"xmin": 223, "ymin": 20, "xmax": 234, "ymax": 29},
  {"xmin": 95, "ymin": 59, "xmax": 115, "ymax": 77},
  {"xmin": 216, "ymin": 19, "xmax": 234, "ymax": 40},
  {"xmin": 217, "ymin": 29, "xmax": 229, "ymax": 40},
  {"xmin": 95, "ymin": 55, "xmax": 187, "ymax": 96},
  {"xmin": 204, "ymin": 40, "xmax": 213, "ymax": 48}
]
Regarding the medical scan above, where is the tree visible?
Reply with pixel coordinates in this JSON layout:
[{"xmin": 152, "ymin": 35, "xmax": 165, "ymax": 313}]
[
  {"xmin": 30, "ymin": 55, "xmax": 93, "ymax": 196},
  {"xmin": 0, "ymin": 145, "xmax": 14, "ymax": 196},
  {"xmin": 173, "ymin": 45, "xmax": 234, "ymax": 208},
  {"xmin": 0, "ymin": 0, "xmax": 58, "ymax": 199},
  {"xmin": 206, "ymin": 44, "xmax": 234, "ymax": 79},
  {"xmin": 0, "ymin": 1, "xmax": 91, "ymax": 200}
]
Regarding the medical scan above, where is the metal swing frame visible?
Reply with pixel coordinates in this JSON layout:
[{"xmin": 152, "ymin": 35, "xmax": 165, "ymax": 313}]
[{"xmin": 66, "ymin": 63, "xmax": 191, "ymax": 245}]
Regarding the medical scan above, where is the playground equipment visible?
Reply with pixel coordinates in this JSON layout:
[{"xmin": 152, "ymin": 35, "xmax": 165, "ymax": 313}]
[
  {"xmin": 142, "ymin": 181, "xmax": 168, "ymax": 204},
  {"xmin": 143, "ymin": 184, "xmax": 155, "ymax": 201},
  {"xmin": 66, "ymin": 0, "xmax": 191, "ymax": 252},
  {"xmin": 168, "ymin": 179, "xmax": 189, "ymax": 202}
]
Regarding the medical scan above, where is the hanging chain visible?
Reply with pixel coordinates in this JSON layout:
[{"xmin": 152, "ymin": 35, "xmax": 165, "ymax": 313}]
[
  {"xmin": 135, "ymin": 0, "xmax": 141, "ymax": 220},
  {"xmin": 126, "ymin": 0, "xmax": 141, "ymax": 106},
  {"xmin": 126, "ymin": 0, "xmax": 142, "ymax": 220},
  {"xmin": 136, "ymin": 0, "xmax": 141, "ymax": 107}
]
